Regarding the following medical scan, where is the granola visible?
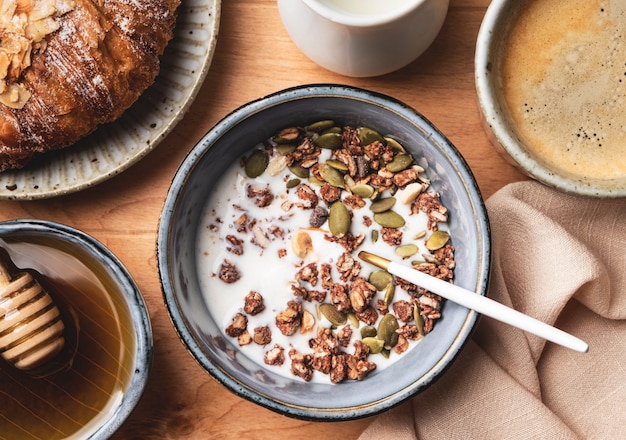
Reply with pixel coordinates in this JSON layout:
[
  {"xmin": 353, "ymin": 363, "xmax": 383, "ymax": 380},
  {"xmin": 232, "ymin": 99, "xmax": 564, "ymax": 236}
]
[{"xmin": 198, "ymin": 121, "xmax": 455, "ymax": 383}]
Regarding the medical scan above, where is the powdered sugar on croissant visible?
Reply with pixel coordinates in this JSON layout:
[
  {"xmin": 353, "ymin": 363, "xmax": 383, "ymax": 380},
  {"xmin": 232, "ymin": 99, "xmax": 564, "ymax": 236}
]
[{"xmin": 0, "ymin": 0, "xmax": 179, "ymax": 171}]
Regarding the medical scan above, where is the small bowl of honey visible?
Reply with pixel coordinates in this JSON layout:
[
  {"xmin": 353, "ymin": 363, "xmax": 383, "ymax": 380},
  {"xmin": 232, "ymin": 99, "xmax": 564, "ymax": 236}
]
[{"xmin": 0, "ymin": 219, "xmax": 152, "ymax": 439}]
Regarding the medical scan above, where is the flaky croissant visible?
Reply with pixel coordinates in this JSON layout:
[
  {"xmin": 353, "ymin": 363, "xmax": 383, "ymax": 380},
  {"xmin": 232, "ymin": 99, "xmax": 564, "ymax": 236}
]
[{"xmin": 0, "ymin": 0, "xmax": 179, "ymax": 171}]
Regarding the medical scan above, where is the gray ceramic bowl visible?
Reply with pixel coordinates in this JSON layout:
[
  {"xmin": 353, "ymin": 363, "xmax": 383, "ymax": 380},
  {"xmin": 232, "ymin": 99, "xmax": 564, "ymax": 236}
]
[
  {"xmin": 158, "ymin": 84, "xmax": 490, "ymax": 420},
  {"xmin": 0, "ymin": 219, "xmax": 152, "ymax": 439},
  {"xmin": 475, "ymin": 0, "xmax": 626, "ymax": 198}
]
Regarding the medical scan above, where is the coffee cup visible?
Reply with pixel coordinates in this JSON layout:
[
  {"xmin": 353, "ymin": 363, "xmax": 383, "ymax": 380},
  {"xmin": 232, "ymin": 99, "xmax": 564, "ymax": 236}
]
[
  {"xmin": 277, "ymin": 0, "xmax": 449, "ymax": 77},
  {"xmin": 476, "ymin": 0, "xmax": 626, "ymax": 197}
]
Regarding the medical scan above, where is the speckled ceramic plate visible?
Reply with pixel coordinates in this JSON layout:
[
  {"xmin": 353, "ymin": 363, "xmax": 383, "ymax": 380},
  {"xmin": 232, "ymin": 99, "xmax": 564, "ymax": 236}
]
[{"xmin": 0, "ymin": 0, "xmax": 221, "ymax": 200}]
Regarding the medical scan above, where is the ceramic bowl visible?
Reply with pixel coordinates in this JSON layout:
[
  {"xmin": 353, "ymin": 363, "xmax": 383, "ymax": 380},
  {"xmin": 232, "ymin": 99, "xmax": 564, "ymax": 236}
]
[
  {"xmin": 277, "ymin": 0, "xmax": 449, "ymax": 77},
  {"xmin": 0, "ymin": 219, "xmax": 152, "ymax": 439},
  {"xmin": 158, "ymin": 84, "xmax": 490, "ymax": 420},
  {"xmin": 475, "ymin": 0, "xmax": 626, "ymax": 198}
]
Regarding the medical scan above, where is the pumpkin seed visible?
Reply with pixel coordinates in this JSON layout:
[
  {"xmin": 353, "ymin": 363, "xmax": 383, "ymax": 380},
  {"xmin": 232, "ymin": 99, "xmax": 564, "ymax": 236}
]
[
  {"xmin": 360, "ymin": 325, "xmax": 377, "ymax": 338},
  {"xmin": 348, "ymin": 313, "xmax": 360, "ymax": 329},
  {"xmin": 286, "ymin": 178, "xmax": 301, "ymax": 189},
  {"xmin": 370, "ymin": 197, "xmax": 396, "ymax": 213},
  {"xmin": 383, "ymin": 283, "xmax": 395, "ymax": 306},
  {"xmin": 273, "ymin": 126, "xmax": 302, "ymax": 144},
  {"xmin": 326, "ymin": 159, "xmax": 349, "ymax": 171},
  {"xmin": 374, "ymin": 210, "xmax": 405, "ymax": 228},
  {"xmin": 414, "ymin": 303, "xmax": 425, "ymax": 337},
  {"xmin": 275, "ymin": 144, "xmax": 297, "ymax": 155},
  {"xmin": 309, "ymin": 176, "xmax": 325, "ymax": 186},
  {"xmin": 314, "ymin": 132, "xmax": 343, "ymax": 150},
  {"xmin": 288, "ymin": 164, "xmax": 309, "ymax": 178},
  {"xmin": 321, "ymin": 126, "xmax": 342, "ymax": 134},
  {"xmin": 386, "ymin": 153, "xmax": 414, "ymax": 172},
  {"xmin": 351, "ymin": 184, "xmax": 375, "ymax": 198},
  {"xmin": 306, "ymin": 120, "xmax": 335, "ymax": 132},
  {"xmin": 377, "ymin": 313, "xmax": 399, "ymax": 349},
  {"xmin": 319, "ymin": 303, "xmax": 347, "ymax": 326},
  {"xmin": 266, "ymin": 155, "xmax": 287, "ymax": 176},
  {"xmin": 357, "ymin": 127, "xmax": 383, "ymax": 146},
  {"xmin": 414, "ymin": 230, "xmax": 426, "ymax": 240},
  {"xmin": 328, "ymin": 201, "xmax": 351, "ymax": 238},
  {"xmin": 244, "ymin": 149, "xmax": 269, "ymax": 178},
  {"xmin": 395, "ymin": 244, "xmax": 418, "ymax": 258},
  {"xmin": 384, "ymin": 136, "xmax": 406, "ymax": 152},
  {"xmin": 370, "ymin": 188, "xmax": 381, "ymax": 201},
  {"xmin": 319, "ymin": 163, "xmax": 345, "ymax": 187},
  {"xmin": 368, "ymin": 270, "xmax": 393, "ymax": 291},
  {"xmin": 426, "ymin": 230, "xmax": 450, "ymax": 250},
  {"xmin": 362, "ymin": 337, "xmax": 384, "ymax": 354},
  {"xmin": 343, "ymin": 174, "xmax": 356, "ymax": 189},
  {"xmin": 371, "ymin": 229, "xmax": 379, "ymax": 243}
]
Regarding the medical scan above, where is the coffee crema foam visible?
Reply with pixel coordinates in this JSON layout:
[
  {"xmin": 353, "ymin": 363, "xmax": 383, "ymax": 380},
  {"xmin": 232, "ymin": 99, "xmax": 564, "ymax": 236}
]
[{"xmin": 501, "ymin": 0, "xmax": 626, "ymax": 180}]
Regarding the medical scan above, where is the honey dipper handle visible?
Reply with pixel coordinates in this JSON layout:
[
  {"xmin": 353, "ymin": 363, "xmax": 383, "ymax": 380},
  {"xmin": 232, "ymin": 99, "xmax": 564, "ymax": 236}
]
[{"xmin": 0, "ymin": 260, "xmax": 11, "ymax": 286}]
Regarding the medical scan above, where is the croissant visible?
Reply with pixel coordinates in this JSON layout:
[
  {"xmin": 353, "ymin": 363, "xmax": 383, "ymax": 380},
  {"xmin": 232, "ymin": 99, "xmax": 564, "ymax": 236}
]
[{"xmin": 0, "ymin": 0, "xmax": 179, "ymax": 172}]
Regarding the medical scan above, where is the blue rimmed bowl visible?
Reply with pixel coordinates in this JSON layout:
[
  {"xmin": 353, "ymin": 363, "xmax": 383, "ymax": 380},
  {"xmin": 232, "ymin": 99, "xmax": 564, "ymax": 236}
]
[{"xmin": 157, "ymin": 84, "xmax": 490, "ymax": 420}]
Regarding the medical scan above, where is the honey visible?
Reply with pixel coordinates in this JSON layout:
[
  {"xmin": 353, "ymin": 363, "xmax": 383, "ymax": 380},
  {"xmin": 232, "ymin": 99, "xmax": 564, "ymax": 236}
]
[{"xmin": 0, "ymin": 234, "xmax": 136, "ymax": 439}]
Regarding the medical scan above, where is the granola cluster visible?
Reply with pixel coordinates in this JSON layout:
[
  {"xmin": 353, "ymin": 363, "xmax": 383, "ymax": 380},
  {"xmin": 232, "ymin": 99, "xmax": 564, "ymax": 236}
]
[{"xmin": 211, "ymin": 121, "xmax": 455, "ymax": 383}]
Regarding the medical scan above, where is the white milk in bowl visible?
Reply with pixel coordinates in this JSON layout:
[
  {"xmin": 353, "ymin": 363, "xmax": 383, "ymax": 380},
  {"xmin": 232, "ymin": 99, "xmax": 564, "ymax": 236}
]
[{"xmin": 196, "ymin": 122, "xmax": 455, "ymax": 384}]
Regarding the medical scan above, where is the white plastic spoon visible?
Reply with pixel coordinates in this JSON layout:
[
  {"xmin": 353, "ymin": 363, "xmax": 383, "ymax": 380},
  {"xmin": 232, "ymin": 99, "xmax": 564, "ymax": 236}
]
[{"xmin": 358, "ymin": 251, "xmax": 589, "ymax": 353}]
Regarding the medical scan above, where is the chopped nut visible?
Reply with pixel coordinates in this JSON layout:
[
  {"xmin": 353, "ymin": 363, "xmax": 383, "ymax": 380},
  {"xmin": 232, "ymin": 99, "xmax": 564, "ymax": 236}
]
[
  {"xmin": 381, "ymin": 227, "xmax": 403, "ymax": 245},
  {"xmin": 329, "ymin": 283, "xmax": 351, "ymax": 312},
  {"xmin": 244, "ymin": 291, "xmax": 265, "ymax": 315},
  {"xmin": 392, "ymin": 300, "xmax": 414, "ymax": 323},
  {"xmin": 412, "ymin": 191, "xmax": 448, "ymax": 229},
  {"xmin": 253, "ymin": 326, "xmax": 272, "ymax": 345},
  {"xmin": 275, "ymin": 300, "xmax": 303, "ymax": 336},
  {"xmin": 336, "ymin": 251, "xmax": 361, "ymax": 281},
  {"xmin": 264, "ymin": 344, "xmax": 285, "ymax": 366},
  {"xmin": 247, "ymin": 184, "xmax": 274, "ymax": 207},
  {"xmin": 289, "ymin": 348, "xmax": 314, "ymax": 381},
  {"xmin": 355, "ymin": 306, "xmax": 378, "ymax": 326},
  {"xmin": 319, "ymin": 183, "xmax": 342, "ymax": 205},
  {"xmin": 292, "ymin": 229, "xmax": 314, "ymax": 258},
  {"xmin": 296, "ymin": 183, "xmax": 318, "ymax": 209},
  {"xmin": 300, "ymin": 310, "xmax": 315, "ymax": 334},
  {"xmin": 225, "ymin": 313, "xmax": 248, "ymax": 337},
  {"xmin": 225, "ymin": 235, "xmax": 244, "ymax": 255},
  {"xmin": 349, "ymin": 277, "xmax": 376, "ymax": 313},
  {"xmin": 295, "ymin": 262, "xmax": 319, "ymax": 286},
  {"xmin": 218, "ymin": 260, "xmax": 240, "ymax": 284}
]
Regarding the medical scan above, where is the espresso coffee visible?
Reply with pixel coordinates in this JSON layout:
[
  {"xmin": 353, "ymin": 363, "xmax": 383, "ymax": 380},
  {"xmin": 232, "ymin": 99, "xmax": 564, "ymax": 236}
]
[
  {"xmin": 500, "ymin": 0, "xmax": 626, "ymax": 180},
  {"xmin": 0, "ymin": 237, "xmax": 136, "ymax": 439}
]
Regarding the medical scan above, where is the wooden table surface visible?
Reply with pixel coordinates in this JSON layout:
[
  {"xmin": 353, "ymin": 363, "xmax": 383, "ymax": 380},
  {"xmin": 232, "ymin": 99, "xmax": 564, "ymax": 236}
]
[{"xmin": 0, "ymin": 1, "xmax": 528, "ymax": 438}]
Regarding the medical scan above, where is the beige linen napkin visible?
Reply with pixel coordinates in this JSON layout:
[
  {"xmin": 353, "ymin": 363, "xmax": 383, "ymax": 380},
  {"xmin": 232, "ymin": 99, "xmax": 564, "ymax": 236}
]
[{"xmin": 359, "ymin": 180, "xmax": 626, "ymax": 440}]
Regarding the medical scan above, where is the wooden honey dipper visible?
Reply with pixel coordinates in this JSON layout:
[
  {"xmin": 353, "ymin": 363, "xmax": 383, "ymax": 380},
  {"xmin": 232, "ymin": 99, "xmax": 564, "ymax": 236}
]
[{"xmin": 0, "ymin": 259, "xmax": 67, "ymax": 372}]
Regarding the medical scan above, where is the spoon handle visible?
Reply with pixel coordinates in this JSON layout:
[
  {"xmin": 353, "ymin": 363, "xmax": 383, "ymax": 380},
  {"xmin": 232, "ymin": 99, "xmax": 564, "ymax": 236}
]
[{"xmin": 358, "ymin": 251, "xmax": 589, "ymax": 353}]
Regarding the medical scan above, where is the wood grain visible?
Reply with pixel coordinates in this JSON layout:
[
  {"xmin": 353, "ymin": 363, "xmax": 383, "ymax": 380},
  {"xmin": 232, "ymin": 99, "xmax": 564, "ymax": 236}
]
[{"xmin": 0, "ymin": 1, "xmax": 527, "ymax": 438}]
